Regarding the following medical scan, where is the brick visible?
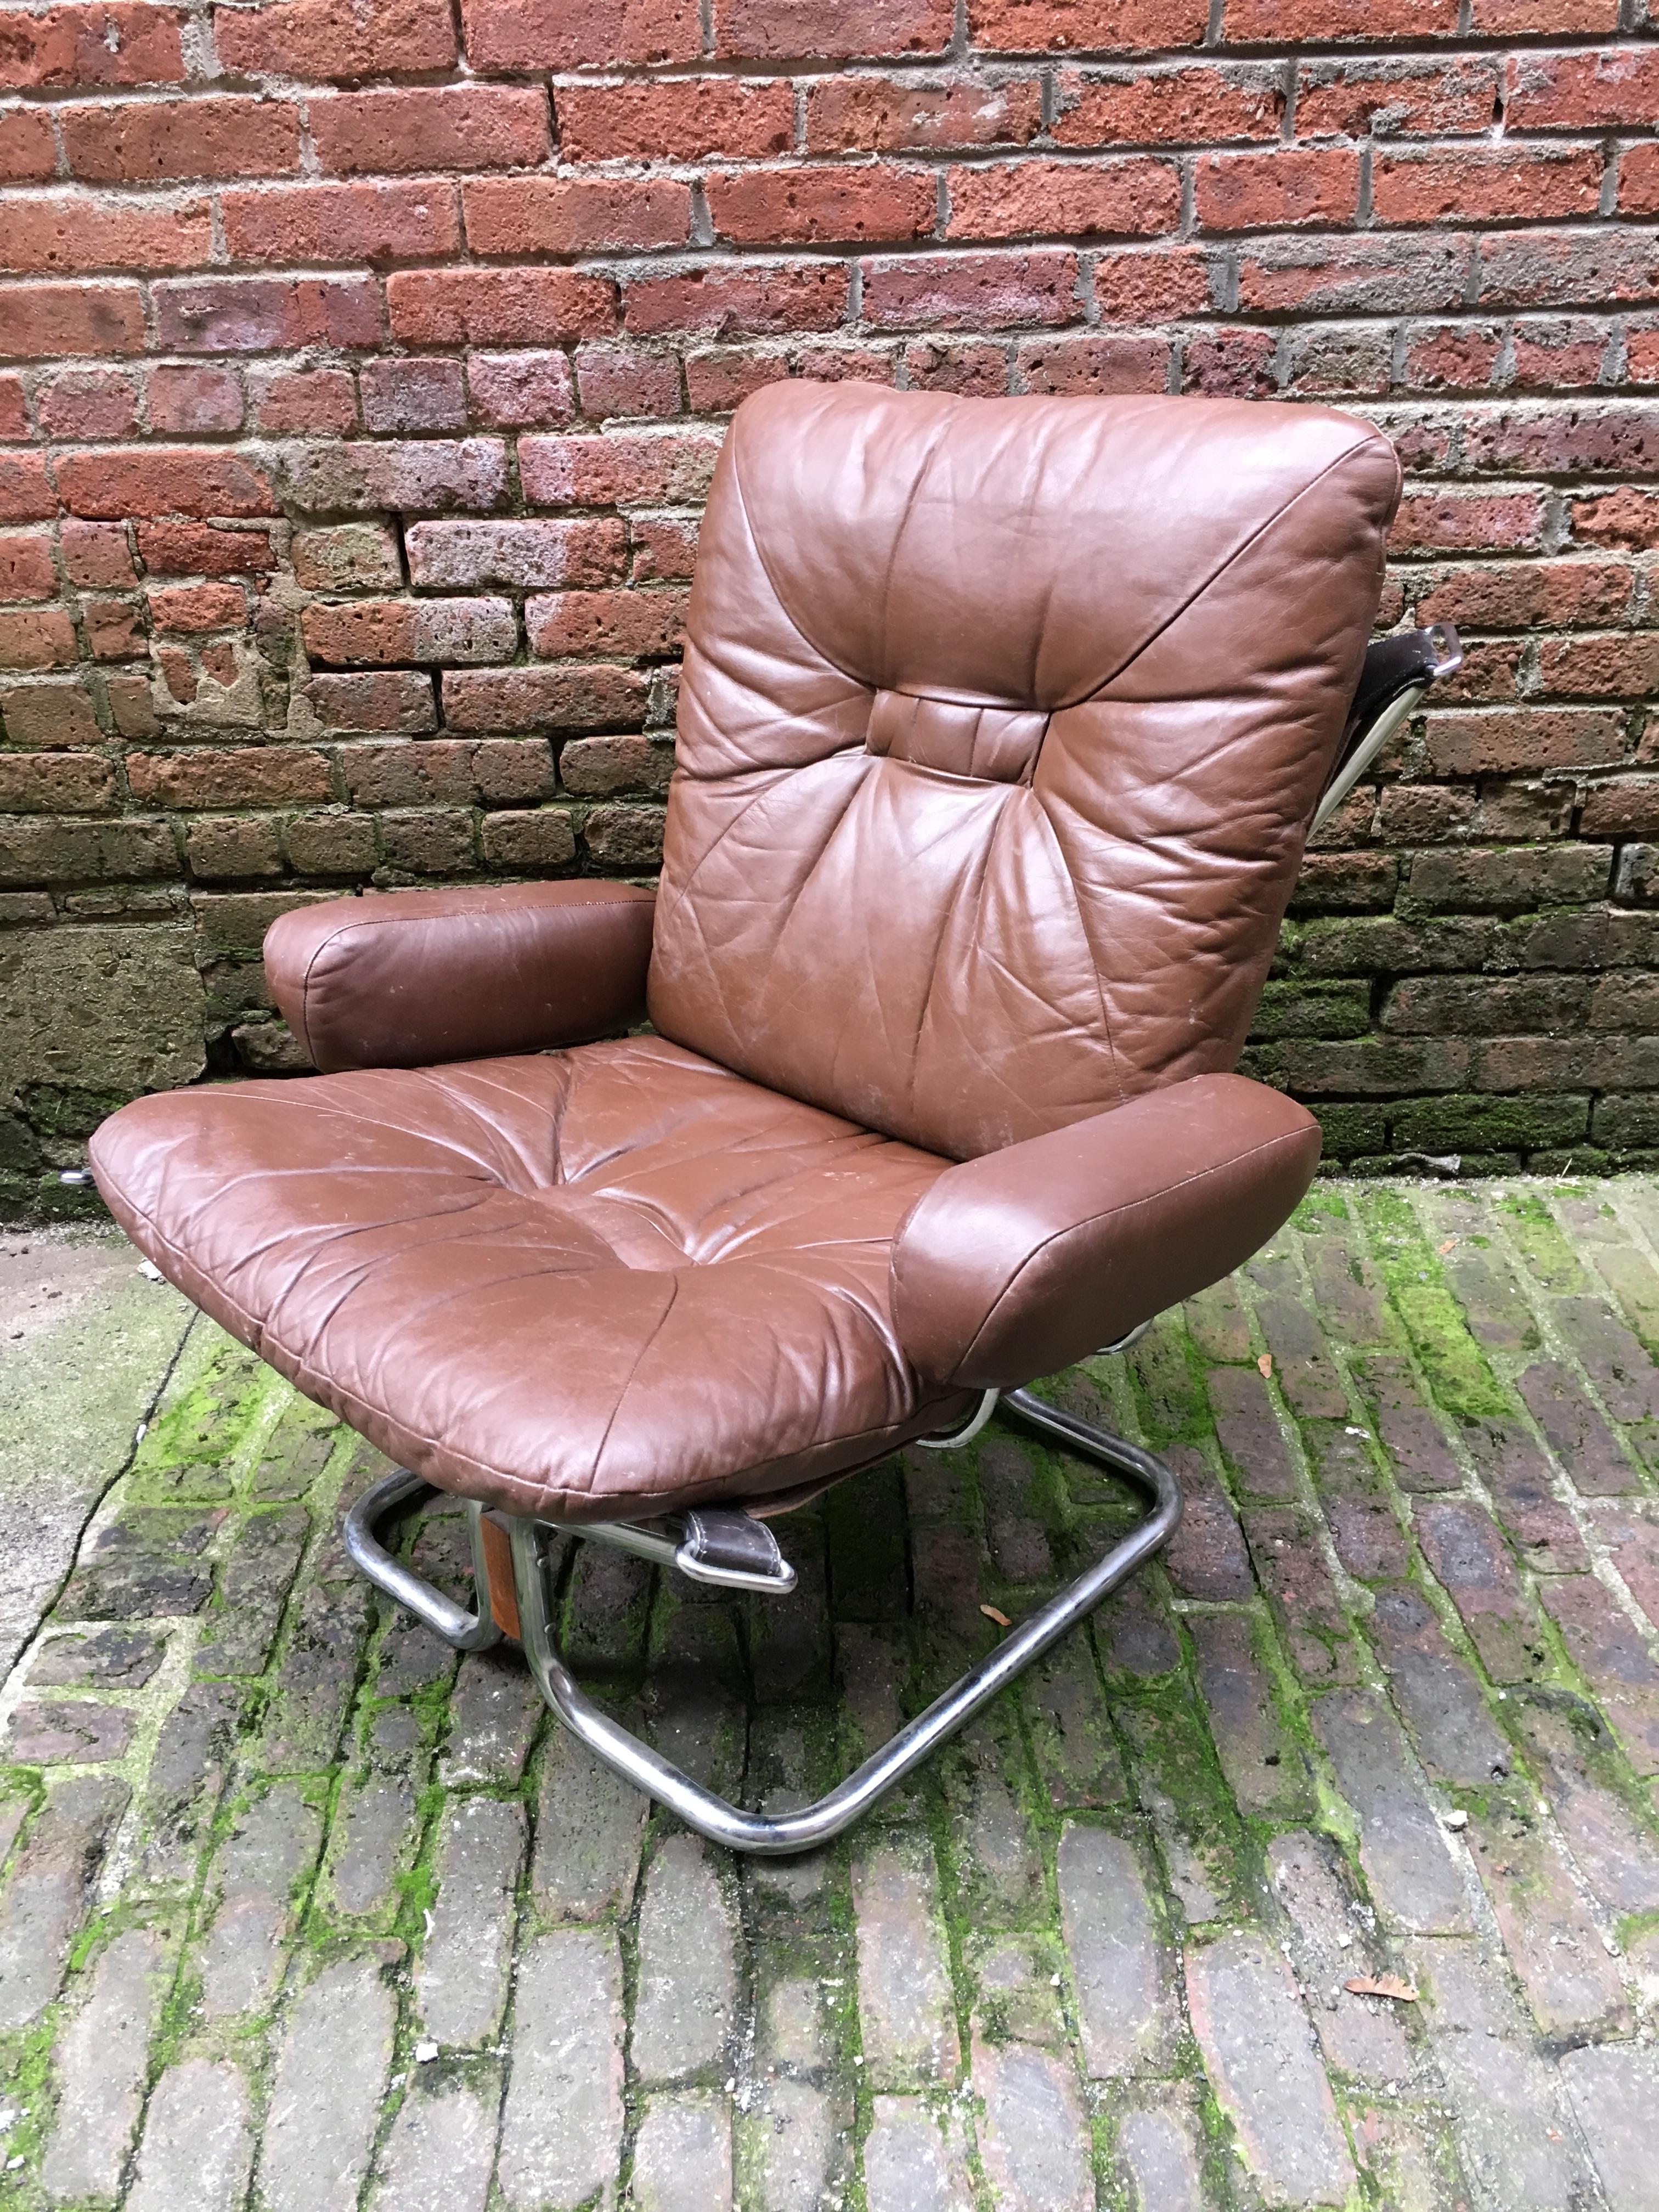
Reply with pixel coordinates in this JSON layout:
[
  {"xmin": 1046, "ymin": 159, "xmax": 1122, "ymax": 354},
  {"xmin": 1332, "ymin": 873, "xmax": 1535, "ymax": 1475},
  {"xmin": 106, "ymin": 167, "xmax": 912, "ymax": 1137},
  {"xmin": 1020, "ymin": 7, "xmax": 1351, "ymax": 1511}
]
[
  {"xmin": 443, "ymin": 663, "xmax": 646, "ymax": 731},
  {"xmin": 1424, "ymin": 707, "xmax": 1624, "ymax": 777},
  {"xmin": 1477, "ymin": 229, "xmax": 1659, "ymax": 311},
  {"xmin": 1093, "ymin": 244, "xmax": 1214, "ymax": 318},
  {"xmin": 862, "ymin": 247, "xmax": 1079, "ymax": 327},
  {"xmin": 901, "ymin": 337, "xmax": 1007, "ymax": 394},
  {"xmin": 0, "ymin": 678, "xmax": 100, "ymax": 747},
  {"xmin": 1053, "ymin": 60, "xmax": 1279, "ymax": 144},
  {"xmin": 468, "ymin": 349, "xmax": 575, "ymax": 428},
  {"xmin": 1415, "ymin": 1500, "xmax": 1550, "ymax": 1681},
  {"xmin": 1621, "ymin": 142, "xmax": 1659, "ymax": 217},
  {"xmin": 1239, "ymin": 230, "xmax": 1471, "ymax": 314},
  {"xmin": 1267, "ymin": 1831, "xmax": 1413, "ymax": 2084},
  {"xmin": 1511, "ymin": 313, "xmax": 1613, "ymax": 388},
  {"xmin": 2, "ymin": 191, "xmax": 211, "ymax": 276},
  {"xmin": 154, "ymin": 273, "xmax": 379, "ymax": 353},
  {"xmin": 215, "ymin": 0, "xmax": 456, "ymax": 76},
  {"xmin": 481, "ymin": 806, "xmax": 576, "ymax": 867},
  {"xmin": 306, "ymin": 671, "xmax": 435, "ymax": 732},
  {"xmin": 273, "ymin": 436, "xmax": 510, "ymax": 513},
  {"xmin": 137, "ymin": 521, "xmax": 276, "ymax": 575},
  {"xmin": 0, "ymin": 3, "xmax": 185, "ymax": 88},
  {"xmin": 574, "ymin": 342, "xmax": 680, "ymax": 420},
  {"xmin": 712, "ymin": 162, "xmax": 935, "ymax": 244},
  {"xmin": 145, "ymin": 580, "xmax": 244, "ymax": 631},
  {"xmin": 949, "ymin": 155, "xmax": 1178, "ymax": 238},
  {"xmin": 465, "ymin": 174, "xmax": 692, "ymax": 255},
  {"xmin": 387, "ymin": 267, "xmax": 613, "ymax": 347},
  {"xmin": 629, "ymin": 516, "xmax": 698, "ymax": 583},
  {"xmin": 222, "ymin": 180, "xmax": 461, "ymax": 266},
  {"xmin": 968, "ymin": 0, "xmax": 1207, "ymax": 49},
  {"xmin": 126, "ymin": 2060, "xmax": 253, "ymax": 2212},
  {"xmin": 1312, "ymin": 1688, "xmax": 1472, "ymax": 1931},
  {"xmin": 315, "ymin": 84, "xmax": 548, "ymax": 176},
  {"xmin": 253, "ymin": 367, "xmax": 358, "ymax": 434},
  {"xmin": 61, "ymin": 95, "xmax": 300, "ymax": 182},
  {"xmin": 716, "ymin": 0, "xmax": 952, "ymax": 59},
  {"xmin": 0, "ymin": 103, "xmax": 56, "ymax": 181},
  {"xmin": 1296, "ymin": 55, "xmax": 1499, "ymax": 140},
  {"xmin": 1391, "ymin": 489, "xmax": 1546, "ymax": 555},
  {"xmin": 6, "ymin": 279, "xmax": 146, "ymax": 356},
  {"xmin": 304, "ymin": 597, "xmax": 515, "ymax": 668},
  {"xmin": 1226, "ymin": 0, "xmax": 1455, "ymax": 29},
  {"xmin": 1506, "ymin": 46, "xmax": 1659, "ymax": 131},
  {"xmin": 527, "ymin": 586, "xmax": 685, "ymax": 659},
  {"xmin": 128, "ymin": 748, "xmax": 331, "ymax": 808},
  {"xmin": 1572, "ymin": 486, "xmax": 1659, "ymax": 550},
  {"xmin": 1015, "ymin": 330, "xmax": 1167, "ymax": 392},
  {"xmin": 256, "ymin": 1957, "xmax": 396, "ymax": 2212},
  {"xmin": 0, "ymin": 529, "xmax": 54, "ymax": 599},
  {"xmin": 461, "ymin": 0, "xmax": 699, "ymax": 67},
  {"xmin": 38, "ymin": 366, "xmax": 139, "ymax": 439},
  {"xmin": 415, "ymin": 1795, "xmax": 523, "ymax": 2046},
  {"xmin": 1163, "ymin": 1459, "xmax": 1251, "ymax": 1599},
  {"xmin": 40, "ymin": 1927, "xmax": 167, "ymax": 2204},
  {"xmin": 0, "ymin": 607, "xmax": 76, "ymax": 669},
  {"xmin": 1539, "ymin": 631, "xmax": 1659, "ymax": 700},
  {"xmin": 1561, "ymin": 2045, "xmax": 1659, "ymax": 2212},
  {"xmin": 632, "ymin": 1833, "xmax": 738, "ymax": 2084},
  {"xmin": 405, "ymin": 518, "xmax": 623, "ymax": 591},
  {"xmin": 851, "ymin": 1831, "xmax": 959, "ymax": 2087},
  {"xmin": 1184, "ymin": 1931, "xmax": 1356, "ymax": 2210},
  {"xmin": 358, "ymin": 357, "xmax": 463, "ymax": 435},
  {"xmin": 623, "ymin": 260, "xmax": 849, "ymax": 335},
  {"xmin": 1196, "ymin": 147, "xmax": 1359, "ymax": 230},
  {"xmin": 147, "ymin": 364, "xmax": 242, "ymax": 435},
  {"xmin": 57, "ymin": 447, "xmax": 276, "ymax": 519},
  {"xmin": 1418, "ymin": 556, "xmax": 1633, "ymax": 629},
  {"xmin": 563, "ymin": 77, "xmax": 792, "ymax": 163},
  {"xmin": 810, "ymin": 71, "xmax": 1041, "ymax": 152},
  {"xmin": 1375, "ymin": 143, "xmax": 1603, "ymax": 226},
  {"xmin": 1368, "ymin": 1584, "xmax": 1513, "ymax": 1785},
  {"xmin": 519, "ymin": 428, "xmax": 721, "ymax": 507},
  {"xmin": 198, "ymin": 1785, "xmax": 323, "ymax": 2019}
]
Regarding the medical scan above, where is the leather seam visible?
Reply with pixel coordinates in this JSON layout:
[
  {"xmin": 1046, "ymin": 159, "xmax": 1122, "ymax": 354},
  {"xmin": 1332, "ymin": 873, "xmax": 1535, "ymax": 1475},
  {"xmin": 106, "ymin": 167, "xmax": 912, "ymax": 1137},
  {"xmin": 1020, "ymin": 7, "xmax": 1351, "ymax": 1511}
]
[
  {"xmin": 915, "ymin": 1117, "xmax": 1313, "ymax": 1382},
  {"xmin": 1073, "ymin": 436, "xmax": 1397, "ymax": 710}
]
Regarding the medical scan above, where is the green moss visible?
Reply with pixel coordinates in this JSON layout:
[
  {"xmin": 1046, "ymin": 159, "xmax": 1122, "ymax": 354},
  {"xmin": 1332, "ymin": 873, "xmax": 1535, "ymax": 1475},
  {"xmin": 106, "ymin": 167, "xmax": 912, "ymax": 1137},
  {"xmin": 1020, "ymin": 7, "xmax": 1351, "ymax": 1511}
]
[
  {"xmin": 1359, "ymin": 1189, "xmax": 1512, "ymax": 1420},
  {"xmin": 1496, "ymin": 1190, "xmax": 1591, "ymax": 1293}
]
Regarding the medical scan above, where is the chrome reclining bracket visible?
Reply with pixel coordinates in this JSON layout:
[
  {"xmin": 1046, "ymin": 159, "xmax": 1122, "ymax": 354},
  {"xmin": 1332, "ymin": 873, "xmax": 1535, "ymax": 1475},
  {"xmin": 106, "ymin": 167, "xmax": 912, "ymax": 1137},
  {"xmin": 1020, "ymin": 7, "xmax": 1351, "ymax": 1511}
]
[{"xmin": 343, "ymin": 1384, "xmax": 1182, "ymax": 1855}]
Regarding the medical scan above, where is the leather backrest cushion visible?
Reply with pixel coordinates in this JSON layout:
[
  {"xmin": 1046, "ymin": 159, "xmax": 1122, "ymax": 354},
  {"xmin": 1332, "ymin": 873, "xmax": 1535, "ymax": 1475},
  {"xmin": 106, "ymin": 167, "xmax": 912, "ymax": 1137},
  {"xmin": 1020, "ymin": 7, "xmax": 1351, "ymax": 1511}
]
[{"xmin": 647, "ymin": 382, "xmax": 1401, "ymax": 1161}]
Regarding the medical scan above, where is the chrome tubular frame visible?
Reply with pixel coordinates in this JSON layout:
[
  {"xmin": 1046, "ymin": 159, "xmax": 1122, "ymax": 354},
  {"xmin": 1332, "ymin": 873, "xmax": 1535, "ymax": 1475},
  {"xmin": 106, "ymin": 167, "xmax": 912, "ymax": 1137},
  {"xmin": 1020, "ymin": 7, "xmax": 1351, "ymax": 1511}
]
[{"xmin": 342, "ymin": 1387, "xmax": 1182, "ymax": 1855}]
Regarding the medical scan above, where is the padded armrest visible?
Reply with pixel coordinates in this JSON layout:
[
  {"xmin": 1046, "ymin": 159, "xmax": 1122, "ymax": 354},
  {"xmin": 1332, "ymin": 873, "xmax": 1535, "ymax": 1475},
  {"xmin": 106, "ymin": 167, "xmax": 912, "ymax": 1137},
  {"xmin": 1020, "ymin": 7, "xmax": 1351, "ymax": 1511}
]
[
  {"xmin": 266, "ymin": 882, "xmax": 656, "ymax": 1073},
  {"xmin": 891, "ymin": 1074, "xmax": 1321, "ymax": 1390}
]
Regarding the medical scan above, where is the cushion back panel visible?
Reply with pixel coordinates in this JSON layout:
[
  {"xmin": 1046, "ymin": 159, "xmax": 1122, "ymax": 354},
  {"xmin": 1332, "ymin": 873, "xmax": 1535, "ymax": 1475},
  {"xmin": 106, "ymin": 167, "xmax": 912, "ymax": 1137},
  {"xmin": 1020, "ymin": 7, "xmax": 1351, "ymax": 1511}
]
[{"xmin": 648, "ymin": 382, "xmax": 1401, "ymax": 1160}]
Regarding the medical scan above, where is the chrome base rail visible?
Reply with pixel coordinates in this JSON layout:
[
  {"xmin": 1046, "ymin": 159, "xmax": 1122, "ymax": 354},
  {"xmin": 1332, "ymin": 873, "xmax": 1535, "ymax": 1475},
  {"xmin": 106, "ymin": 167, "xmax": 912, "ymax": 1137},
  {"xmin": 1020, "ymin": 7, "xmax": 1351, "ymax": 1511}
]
[{"xmin": 342, "ymin": 1387, "xmax": 1182, "ymax": 1855}]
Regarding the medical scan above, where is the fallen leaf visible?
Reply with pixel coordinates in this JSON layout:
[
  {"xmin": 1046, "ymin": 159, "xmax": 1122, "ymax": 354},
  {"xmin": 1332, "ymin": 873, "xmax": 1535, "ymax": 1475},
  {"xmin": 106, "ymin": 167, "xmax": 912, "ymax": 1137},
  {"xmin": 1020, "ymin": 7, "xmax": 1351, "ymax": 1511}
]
[
  {"xmin": 1438, "ymin": 1238, "xmax": 1457, "ymax": 1255},
  {"xmin": 1257, "ymin": 1353, "xmax": 1273, "ymax": 1378},
  {"xmin": 980, "ymin": 1604, "xmax": 1012, "ymax": 1629},
  {"xmin": 1344, "ymin": 1974, "xmax": 1418, "ymax": 2003}
]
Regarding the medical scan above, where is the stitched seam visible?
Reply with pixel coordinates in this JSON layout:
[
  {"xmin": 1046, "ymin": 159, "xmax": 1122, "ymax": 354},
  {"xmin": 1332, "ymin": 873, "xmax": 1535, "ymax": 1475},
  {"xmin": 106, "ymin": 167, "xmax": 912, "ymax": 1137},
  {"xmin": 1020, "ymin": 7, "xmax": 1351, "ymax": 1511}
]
[
  {"xmin": 1069, "ymin": 436, "xmax": 1395, "ymax": 711},
  {"xmin": 941, "ymin": 1122, "xmax": 1313, "ymax": 1376}
]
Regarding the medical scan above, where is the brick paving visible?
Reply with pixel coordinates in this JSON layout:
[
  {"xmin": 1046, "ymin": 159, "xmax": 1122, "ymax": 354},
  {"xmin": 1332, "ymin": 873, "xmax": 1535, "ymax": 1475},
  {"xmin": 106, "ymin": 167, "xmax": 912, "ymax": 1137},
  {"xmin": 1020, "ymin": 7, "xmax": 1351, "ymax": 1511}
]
[{"xmin": 2, "ymin": 1180, "xmax": 1658, "ymax": 2210}]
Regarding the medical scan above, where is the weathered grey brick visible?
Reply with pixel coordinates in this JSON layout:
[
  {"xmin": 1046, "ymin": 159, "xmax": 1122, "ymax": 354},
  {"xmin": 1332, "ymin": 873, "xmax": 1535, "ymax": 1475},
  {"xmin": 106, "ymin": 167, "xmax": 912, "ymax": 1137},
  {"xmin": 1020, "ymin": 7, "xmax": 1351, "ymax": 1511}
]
[
  {"xmin": 1313, "ymin": 1689, "xmax": 1474, "ymax": 1933},
  {"xmin": 1466, "ymin": 1793, "xmax": 1632, "ymax": 2038},
  {"xmin": 1020, "ymin": 1637, "xmax": 1128, "ymax": 1809},
  {"xmin": 850, "ymin": 1830, "xmax": 960, "ymax": 2089},
  {"xmin": 1114, "ymin": 2103, "xmax": 1207, "ymax": 2212},
  {"xmin": 126, "ymin": 2058, "xmax": 254, "ymax": 2212},
  {"xmin": 531, "ymin": 1718, "xmax": 646, "ymax": 1922},
  {"xmin": 198, "ymin": 1782, "xmax": 323, "ymax": 2019},
  {"xmin": 1409, "ymin": 1936, "xmax": 1595, "ymax": 2212},
  {"xmin": 1186, "ymin": 1929, "xmax": 1357, "ymax": 2210},
  {"xmin": 1510, "ymin": 1692, "xmax": 1659, "ymax": 1915},
  {"xmin": 133, "ymin": 1678, "xmax": 242, "ymax": 1889},
  {"xmin": 631, "ymin": 1833, "xmax": 739, "ymax": 2087},
  {"xmin": 1192, "ymin": 1609, "xmax": 1313, "ymax": 1816},
  {"xmin": 1559, "ymin": 2041, "xmax": 1659, "ymax": 2212},
  {"xmin": 942, "ymin": 1717, "xmax": 1045, "ymax": 1921},
  {"xmin": 439, "ymin": 1647, "xmax": 543, "ymax": 1786},
  {"xmin": 972, "ymin": 2038, "xmax": 1093, "ymax": 2212},
  {"xmin": 29, "ymin": 1624, "xmax": 166, "ymax": 1689},
  {"xmin": 41, "ymin": 1926, "xmax": 167, "ymax": 2203},
  {"xmin": 497, "ymin": 1929, "xmax": 624, "ymax": 2210},
  {"xmin": 0, "ymin": 1774, "xmax": 128, "ymax": 2029},
  {"xmin": 1267, "ymin": 1830, "xmax": 1413, "ymax": 2087},
  {"xmin": 416, "ymin": 1793, "xmax": 525, "ymax": 2047},
  {"xmin": 325, "ymin": 1770, "xmax": 419, "ymax": 1921},
  {"xmin": 258, "ymin": 1956, "xmax": 396, "ymax": 2212},
  {"xmin": 195, "ymin": 1505, "xmax": 308, "ymax": 1677},
  {"xmin": 258, "ymin": 1576, "xmax": 373, "ymax": 1770},
  {"xmin": 631, "ymin": 2092, "xmax": 732, "ymax": 2212},
  {"xmin": 1368, "ymin": 1584, "xmax": 1512, "ymax": 1786},
  {"xmin": 370, "ymin": 2074, "xmax": 498, "ymax": 2212},
  {"xmin": 3, "ymin": 1699, "xmax": 137, "ymax": 1763},
  {"xmin": 864, "ymin": 2097, "xmax": 975, "ymax": 2212},
  {"xmin": 1057, "ymin": 1822, "xmax": 1171, "ymax": 2080},
  {"xmin": 738, "ymin": 2079, "xmax": 847, "ymax": 2212},
  {"xmin": 969, "ymin": 1931, "xmax": 1066, "ymax": 2049}
]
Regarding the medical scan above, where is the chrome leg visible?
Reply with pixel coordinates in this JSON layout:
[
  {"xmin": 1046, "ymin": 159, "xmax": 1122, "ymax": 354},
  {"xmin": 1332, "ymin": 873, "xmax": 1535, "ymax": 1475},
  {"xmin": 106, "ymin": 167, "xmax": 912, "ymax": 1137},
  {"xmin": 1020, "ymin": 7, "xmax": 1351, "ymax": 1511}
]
[
  {"xmin": 342, "ymin": 1389, "xmax": 1182, "ymax": 1855},
  {"xmin": 342, "ymin": 1470, "xmax": 504, "ymax": 1653}
]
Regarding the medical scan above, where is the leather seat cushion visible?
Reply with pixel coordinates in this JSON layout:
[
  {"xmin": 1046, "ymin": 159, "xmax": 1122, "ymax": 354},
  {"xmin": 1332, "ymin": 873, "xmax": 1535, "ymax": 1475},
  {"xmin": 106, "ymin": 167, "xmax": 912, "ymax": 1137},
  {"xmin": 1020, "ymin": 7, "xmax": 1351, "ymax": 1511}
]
[{"xmin": 89, "ymin": 1036, "xmax": 973, "ymax": 1523}]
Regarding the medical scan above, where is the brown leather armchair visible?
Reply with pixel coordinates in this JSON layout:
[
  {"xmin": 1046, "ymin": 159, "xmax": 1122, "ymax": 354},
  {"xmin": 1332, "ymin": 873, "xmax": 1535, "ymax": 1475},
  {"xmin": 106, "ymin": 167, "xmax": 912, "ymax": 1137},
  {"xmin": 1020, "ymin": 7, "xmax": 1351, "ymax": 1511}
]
[{"xmin": 91, "ymin": 383, "xmax": 1455, "ymax": 1852}]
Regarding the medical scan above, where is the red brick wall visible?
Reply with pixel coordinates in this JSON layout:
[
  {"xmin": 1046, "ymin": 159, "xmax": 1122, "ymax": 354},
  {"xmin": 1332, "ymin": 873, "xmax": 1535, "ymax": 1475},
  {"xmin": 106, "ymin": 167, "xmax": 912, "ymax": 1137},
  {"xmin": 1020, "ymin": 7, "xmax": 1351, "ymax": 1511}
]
[{"xmin": 2, "ymin": 1, "xmax": 1657, "ymax": 1209}]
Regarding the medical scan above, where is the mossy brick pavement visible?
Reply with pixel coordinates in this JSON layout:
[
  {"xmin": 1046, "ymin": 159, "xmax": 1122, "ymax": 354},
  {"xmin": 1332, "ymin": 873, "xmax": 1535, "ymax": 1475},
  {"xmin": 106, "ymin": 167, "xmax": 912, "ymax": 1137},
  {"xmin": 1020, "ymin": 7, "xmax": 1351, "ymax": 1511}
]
[{"xmin": 2, "ymin": 1185, "xmax": 1659, "ymax": 2212}]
